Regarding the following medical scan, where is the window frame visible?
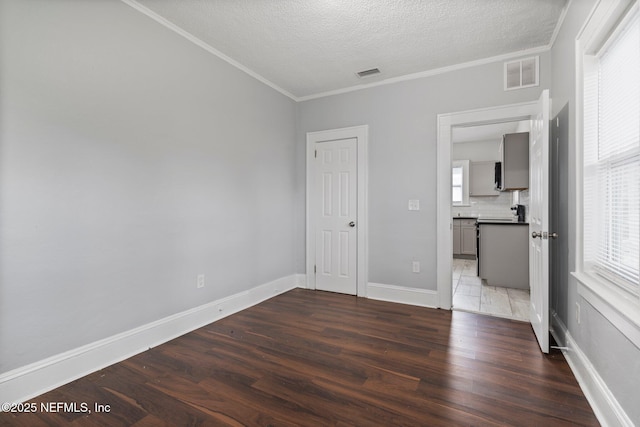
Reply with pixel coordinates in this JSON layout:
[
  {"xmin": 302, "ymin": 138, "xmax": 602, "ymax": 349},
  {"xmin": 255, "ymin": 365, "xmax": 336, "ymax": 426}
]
[
  {"xmin": 452, "ymin": 160, "xmax": 470, "ymax": 206},
  {"xmin": 574, "ymin": 0, "xmax": 640, "ymax": 349}
]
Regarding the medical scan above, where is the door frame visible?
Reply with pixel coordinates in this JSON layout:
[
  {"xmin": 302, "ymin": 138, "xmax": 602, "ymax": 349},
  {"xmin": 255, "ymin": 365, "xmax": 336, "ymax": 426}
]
[
  {"xmin": 306, "ymin": 125, "xmax": 369, "ymax": 296},
  {"xmin": 436, "ymin": 101, "xmax": 539, "ymax": 309}
]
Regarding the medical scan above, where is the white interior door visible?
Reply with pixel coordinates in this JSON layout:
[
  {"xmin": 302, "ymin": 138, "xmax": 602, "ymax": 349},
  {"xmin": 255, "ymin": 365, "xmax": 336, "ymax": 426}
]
[
  {"xmin": 529, "ymin": 89, "xmax": 550, "ymax": 353},
  {"xmin": 314, "ymin": 138, "xmax": 358, "ymax": 295}
]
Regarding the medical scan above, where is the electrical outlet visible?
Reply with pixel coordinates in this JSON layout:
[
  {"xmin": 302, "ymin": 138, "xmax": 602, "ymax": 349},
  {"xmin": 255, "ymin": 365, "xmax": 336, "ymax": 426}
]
[
  {"xmin": 575, "ymin": 301, "xmax": 581, "ymax": 324},
  {"xmin": 412, "ymin": 261, "xmax": 420, "ymax": 273},
  {"xmin": 197, "ymin": 274, "xmax": 205, "ymax": 289},
  {"xmin": 408, "ymin": 199, "xmax": 420, "ymax": 211}
]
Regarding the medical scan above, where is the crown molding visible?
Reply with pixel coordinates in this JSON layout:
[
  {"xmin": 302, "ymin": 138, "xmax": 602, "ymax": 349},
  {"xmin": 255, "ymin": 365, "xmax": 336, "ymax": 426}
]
[
  {"xmin": 548, "ymin": 0, "xmax": 575, "ymax": 49},
  {"xmin": 120, "ymin": 0, "xmax": 297, "ymax": 101},
  {"xmin": 122, "ymin": 0, "xmax": 561, "ymax": 103},
  {"xmin": 297, "ymin": 45, "xmax": 551, "ymax": 102}
]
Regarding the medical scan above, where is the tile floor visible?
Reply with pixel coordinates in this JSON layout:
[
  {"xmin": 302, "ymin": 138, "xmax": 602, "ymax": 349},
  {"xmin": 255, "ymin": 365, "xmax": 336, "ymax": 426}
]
[{"xmin": 452, "ymin": 258, "xmax": 530, "ymax": 321}]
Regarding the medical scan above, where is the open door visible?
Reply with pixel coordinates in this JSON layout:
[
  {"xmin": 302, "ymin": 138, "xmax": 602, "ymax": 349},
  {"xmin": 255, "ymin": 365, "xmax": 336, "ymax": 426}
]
[{"xmin": 529, "ymin": 89, "xmax": 550, "ymax": 353}]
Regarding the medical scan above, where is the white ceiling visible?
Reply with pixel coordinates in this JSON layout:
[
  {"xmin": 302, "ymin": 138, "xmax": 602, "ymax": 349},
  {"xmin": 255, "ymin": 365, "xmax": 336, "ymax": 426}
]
[{"xmin": 127, "ymin": 0, "xmax": 568, "ymax": 100}]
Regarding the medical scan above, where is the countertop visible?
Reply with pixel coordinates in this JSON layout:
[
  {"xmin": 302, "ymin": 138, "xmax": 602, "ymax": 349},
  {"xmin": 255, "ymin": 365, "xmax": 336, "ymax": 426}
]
[
  {"xmin": 453, "ymin": 216, "xmax": 528, "ymax": 225},
  {"xmin": 476, "ymin": 218, "xmax": 528, "ymax": 225}
]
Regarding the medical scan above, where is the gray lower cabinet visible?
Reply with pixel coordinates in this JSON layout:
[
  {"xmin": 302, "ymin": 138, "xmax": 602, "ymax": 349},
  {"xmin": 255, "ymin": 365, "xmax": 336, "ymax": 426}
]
[
  {"xmin": 478, "ymin": 223, "xmax": 529, "ymax": 289},
  {"xmin": 453, "ymin": 221, "xmax": 461, "ymax": 255},
  {"xmin": 461, "ymin": 225, "xmax": 476, "ymax": 255},
  {"xmin": 453, "ymin": 219, "xmax": 477, "ymax": 258}
]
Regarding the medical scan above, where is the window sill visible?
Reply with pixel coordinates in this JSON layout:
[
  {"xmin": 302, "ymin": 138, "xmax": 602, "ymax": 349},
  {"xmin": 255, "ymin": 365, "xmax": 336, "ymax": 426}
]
[{"xmin": 573, "ymin": 271, "xmax": 640, "ymax": 350}]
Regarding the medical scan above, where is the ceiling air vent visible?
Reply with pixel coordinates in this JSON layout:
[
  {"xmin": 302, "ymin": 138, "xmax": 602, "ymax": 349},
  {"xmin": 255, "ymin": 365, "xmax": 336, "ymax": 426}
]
[
  {"xmin": 504, "ymin": 56, "xmax": 539, "ymax": 91},
  {"xmin": 356, "ymin": 68, "xmax": 381, "ymax": 78}
]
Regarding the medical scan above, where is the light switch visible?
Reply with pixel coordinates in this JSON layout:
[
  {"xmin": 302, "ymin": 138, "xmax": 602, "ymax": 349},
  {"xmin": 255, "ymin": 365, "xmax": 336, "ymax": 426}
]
[
  {"xmin": 408, "ymin": 199, "xmax": 420, "ymax": 211},
  {"xmin": 412, "ymin": 261, "xmax": 420, "ymax": 273}
]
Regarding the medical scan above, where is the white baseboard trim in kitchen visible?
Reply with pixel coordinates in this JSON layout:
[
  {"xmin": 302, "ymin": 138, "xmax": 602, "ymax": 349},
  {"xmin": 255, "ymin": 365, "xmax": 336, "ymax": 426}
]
[
  {"xmin": 367, "ymin": 282, "xmax": 438, "ymax": 308},
  {"xmin": 0, "ymin": 275, "xmax": 301, "ymax": 405},
  {"xmin": 551, "ymin": 312, "xmax": 633, "ymax": 427}
]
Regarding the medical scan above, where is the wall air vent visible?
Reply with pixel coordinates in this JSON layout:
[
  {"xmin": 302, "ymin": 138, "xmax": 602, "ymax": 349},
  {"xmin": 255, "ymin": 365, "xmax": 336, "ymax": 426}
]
[
  {"xmin": 356, "ymin": 68, "xmax": 381, "ymax": 78},
  {"xmin": 504, "ymin": 56, "xmax": 539, "ymax": 90}
]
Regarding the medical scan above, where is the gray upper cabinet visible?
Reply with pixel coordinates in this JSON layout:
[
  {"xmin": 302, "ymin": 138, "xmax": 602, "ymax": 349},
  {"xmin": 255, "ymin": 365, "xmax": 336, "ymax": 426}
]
[
  {"xmin": 498, "ymin": 132, "xmax": 529, "ymax": 191},
  {"xmin": 470, "ymin": 161, "xmax": 500, "ymax": 196}
]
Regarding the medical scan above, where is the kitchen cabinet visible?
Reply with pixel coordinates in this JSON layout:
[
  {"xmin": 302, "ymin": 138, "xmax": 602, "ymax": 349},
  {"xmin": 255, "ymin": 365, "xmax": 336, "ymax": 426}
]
[
  {"xmin": 478, "ymin": 223, "xmax": 529, "ymax": 289},
  {"xmin": 453, "ymin": 221, "xmax": 461, "ymax": 255},
  {"xmin": 470, "ymin": 161, "xmax": 500, "ymax": 196},
  {"xmin": 497, "ymin": 132, "xmax": 529, "ymax": 191},
  {"xmin": 461, "ymin": 225, "xmax": 476, "ymax": 255},
  {"xmin": 453, "ymin": 218, "xmax": 477, "ymax": 258}
]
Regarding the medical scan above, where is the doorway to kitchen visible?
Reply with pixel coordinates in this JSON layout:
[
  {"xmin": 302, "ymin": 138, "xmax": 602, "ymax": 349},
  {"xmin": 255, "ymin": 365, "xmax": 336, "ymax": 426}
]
[
  {"xmin": 437, "ymin": 92, "xmax": 551, "ymax": 352},
  {"xmin": 451, "ymin": 121, "xmax": 531, "ymax": 321}
]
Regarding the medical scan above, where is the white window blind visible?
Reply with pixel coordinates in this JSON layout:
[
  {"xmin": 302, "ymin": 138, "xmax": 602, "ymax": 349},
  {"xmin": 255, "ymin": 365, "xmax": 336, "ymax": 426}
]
[{"xmin": 584, "ymin": 6, "xmax": 640, "ymax": 295}]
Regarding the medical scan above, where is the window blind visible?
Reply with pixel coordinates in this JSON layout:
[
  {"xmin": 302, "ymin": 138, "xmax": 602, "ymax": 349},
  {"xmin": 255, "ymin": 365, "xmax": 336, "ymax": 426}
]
[{"xmin": 585, "ymin": 7, "xmax": 640, "ymax": 295}]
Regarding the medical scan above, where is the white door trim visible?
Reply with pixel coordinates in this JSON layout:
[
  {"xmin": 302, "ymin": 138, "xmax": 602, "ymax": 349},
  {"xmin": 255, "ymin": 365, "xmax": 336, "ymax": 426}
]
[
  {"xmin": 306, "ymin": 125, "xmax": 369, "ymax": 297},
  {"xmin": 436, "ymin": 101, "xmax": 538, "ymax": 309}
]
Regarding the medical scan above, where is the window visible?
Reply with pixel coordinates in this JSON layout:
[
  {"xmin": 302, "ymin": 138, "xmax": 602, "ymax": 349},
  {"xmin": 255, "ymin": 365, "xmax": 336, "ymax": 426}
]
[
  {"xmin": 452, "ymin": 165, "xmax": 463, "ymax": 204},
  {"xmin": 576, "ymin": 0, "xmax": 640, "ymax": 346},
  {"xmin": 584, "ymin": 4, "xmax": 639, "ymax": 296},
  {"xmin": 452, "ymin": 160, "xmax": 469, "ymax": 206}
]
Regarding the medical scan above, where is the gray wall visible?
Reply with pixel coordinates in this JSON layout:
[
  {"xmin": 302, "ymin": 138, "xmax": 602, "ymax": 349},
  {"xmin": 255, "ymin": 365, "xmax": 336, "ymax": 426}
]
[
  {"xmin": 550, "ymin": 0, "xmax": 640, "ymax": 422},
  {"xmin": 4, "ymin": 1, "xmax": 636, "ymax": 422},
  {"xmin": 296, "ymin": 56, "xmax": 550, "ymax": 289},
  {"xmin": 0, "ymin": 0, "xmax": 297, "ymax": 373}
]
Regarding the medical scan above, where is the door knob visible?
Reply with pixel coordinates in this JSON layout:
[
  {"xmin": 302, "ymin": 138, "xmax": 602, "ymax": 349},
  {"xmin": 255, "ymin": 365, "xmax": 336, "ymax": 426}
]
[
  {"xmin": 549, "ymin": 232, "xmax": 558, "ymax": 239},
  {"xmin": 532, "ymin": 231, "xmax": 542, "ymax": 239},
  {"xmin": 348, "ymin": 221, "xmax": 356, "ymax": 227}
]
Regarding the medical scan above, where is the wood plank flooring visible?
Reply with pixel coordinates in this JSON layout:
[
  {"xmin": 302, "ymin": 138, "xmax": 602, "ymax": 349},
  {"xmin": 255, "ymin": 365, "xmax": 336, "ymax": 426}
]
[{"xmin": 2, "ymin": 289, "xmax": 599, "ymax": 426}]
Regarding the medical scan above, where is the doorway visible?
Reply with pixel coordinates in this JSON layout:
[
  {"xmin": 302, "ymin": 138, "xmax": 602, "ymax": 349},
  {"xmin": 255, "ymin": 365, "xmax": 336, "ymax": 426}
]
[
  {"xmin": 436, "ymin": 101, "xmax": 538, "ymax": 309},
  {"xmin": 450, "ymin": 121, "xmax": 531, "ymax": 321},
  {"xmin": 437, "ymin": 91, "xmax": 551, "ymax": 353}
]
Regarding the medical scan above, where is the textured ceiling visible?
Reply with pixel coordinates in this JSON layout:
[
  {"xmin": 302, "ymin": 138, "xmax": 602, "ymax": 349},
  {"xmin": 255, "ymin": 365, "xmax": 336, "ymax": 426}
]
[{"xmin": 129, "ymin": 0, "xmax": 567, "ymax": 100}]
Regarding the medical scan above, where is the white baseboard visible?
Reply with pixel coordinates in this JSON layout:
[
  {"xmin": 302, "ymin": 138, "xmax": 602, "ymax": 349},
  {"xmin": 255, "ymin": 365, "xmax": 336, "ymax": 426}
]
[
  {"xmin": 295, "ymin": 273, "xmax": 307, "ymax": 289},
  {"xmin": 367, "ymin": 282, "xmax": 438, "ymax": 308},
  {"xmin": 549, "ymin": 310, "xmax": 571, "ymax": 351},
  {"xmin": 0, "ymin": 275, "xmax": 301, "ymax": 405},
  {"xmin": 551, "ymin": 311, "xmax": 633, "ymax": 427}
]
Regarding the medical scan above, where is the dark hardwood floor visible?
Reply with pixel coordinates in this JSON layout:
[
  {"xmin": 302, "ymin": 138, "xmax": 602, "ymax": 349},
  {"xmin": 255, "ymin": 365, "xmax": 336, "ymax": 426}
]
[{"xmin": 2, "ymin": 289, "xmax": 599, "ymax": 426}]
